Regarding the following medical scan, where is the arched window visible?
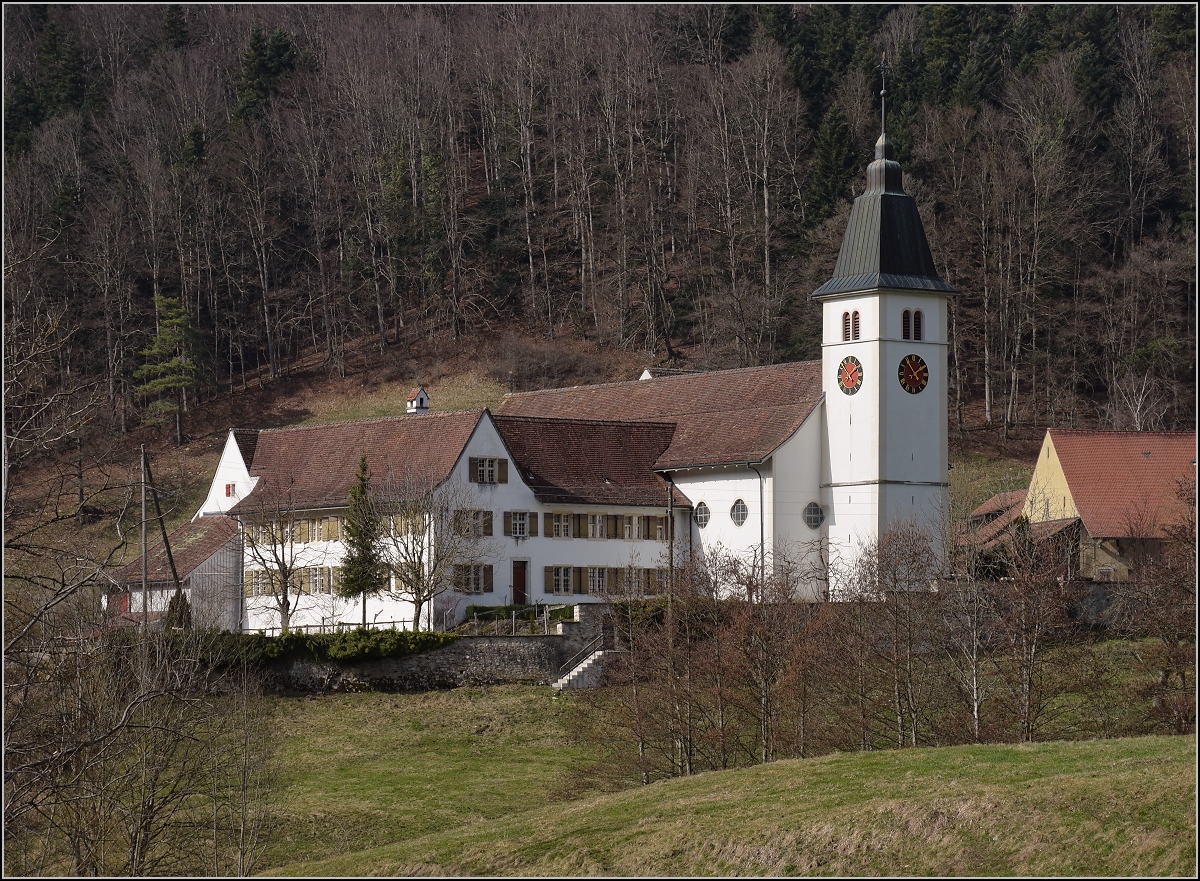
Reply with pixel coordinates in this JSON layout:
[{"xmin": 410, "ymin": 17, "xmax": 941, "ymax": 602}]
[
  {"xmin": 902, "ymin": 309, "xmax": 911, "ymax": 340},
  {"xmin": 842, "ymin": 312, "xmax": 851, "ymax": 342},
  {"xmin": 913, "ymin": 310, "xmax": 924, "ymax": 341},
  {"xmin": 851, "ymin": 310, "xmax": 860, "ymax": 340}
]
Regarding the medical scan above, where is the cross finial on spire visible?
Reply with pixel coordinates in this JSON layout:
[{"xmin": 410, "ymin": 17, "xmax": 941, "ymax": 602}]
[{"xmin": 877, "ymin": 52, "xmax": 892, "ymax": 135}]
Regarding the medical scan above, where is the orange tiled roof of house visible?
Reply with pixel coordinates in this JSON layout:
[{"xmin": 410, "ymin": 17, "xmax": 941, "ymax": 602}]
[
  {"xmin": 229, "ymin": 410, "xmax": 485, "ymax": 514},
  {"xmin": 496, "ymin": 361, "xmax": 823, "ymax": 469},
  {"xmin": 114, "ymin": 515, "xmax": 239, "ymax": 584},
  {"xmin": 493, "ymin": 415, "xmax": 690, "ymax": 507},
  {"xmin": 1049, "ymin": 429, "xmax": 1196, "ymax": 539}
]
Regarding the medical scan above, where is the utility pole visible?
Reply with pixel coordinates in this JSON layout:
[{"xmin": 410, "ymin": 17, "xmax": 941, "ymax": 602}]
[{"xmin": 140, "ymin": 444, "xmax": 148, "ymax": 627}]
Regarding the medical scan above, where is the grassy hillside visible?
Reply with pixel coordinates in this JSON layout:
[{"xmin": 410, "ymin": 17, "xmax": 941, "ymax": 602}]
[{"xmin": 259, "ymin": 687, "xmax": 1195, "ymax": 878}]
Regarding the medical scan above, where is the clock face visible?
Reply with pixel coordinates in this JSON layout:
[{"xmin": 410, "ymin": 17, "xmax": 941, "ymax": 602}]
[
  {"xmin": 837, "ymin": 356, "xmax": 863, "ymax": 395},
  {"xmin": 898, "ymin": 354, "xmax": 929, "ymax": 394}
]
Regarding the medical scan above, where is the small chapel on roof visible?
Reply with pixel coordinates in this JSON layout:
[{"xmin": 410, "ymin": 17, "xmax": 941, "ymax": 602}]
[{"xmin": 110, "ymin": 85, "xmax": 960, "ymax": 632}]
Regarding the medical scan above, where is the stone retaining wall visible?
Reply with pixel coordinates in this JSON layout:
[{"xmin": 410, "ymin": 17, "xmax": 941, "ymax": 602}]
[{"xmin": 261, "ymin": 603, "xmax": 609, "ymax": 694}]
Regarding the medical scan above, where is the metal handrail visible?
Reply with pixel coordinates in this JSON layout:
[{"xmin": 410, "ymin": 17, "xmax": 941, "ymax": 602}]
[{"xmin": 556, "ymin": 633, "xmax": 604, "ymax": 679}]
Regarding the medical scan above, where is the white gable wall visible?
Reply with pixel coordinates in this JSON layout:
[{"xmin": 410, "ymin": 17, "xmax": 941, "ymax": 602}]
[{"xmin": 196, "ymin": 431, "xmax": 258, "ymax": 519}]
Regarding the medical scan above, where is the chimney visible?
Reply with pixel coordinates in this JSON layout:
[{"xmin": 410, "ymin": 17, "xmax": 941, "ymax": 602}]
[{"xmin": 406, "ymin": 386, "xmax": 429, "ymax": 415}]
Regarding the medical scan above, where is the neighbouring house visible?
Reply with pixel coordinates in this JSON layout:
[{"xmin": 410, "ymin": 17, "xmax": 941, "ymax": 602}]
[
  {"xmin": 966, "ymin": 429, "xmax": 1197, "ymax": 582},
  {"xmin": 108, "ymin": 514, "xmax": 242, "ymax": 630},
  {"xmin": 159, "ymin": 109, "xmax": 962, "ymax": 632}
]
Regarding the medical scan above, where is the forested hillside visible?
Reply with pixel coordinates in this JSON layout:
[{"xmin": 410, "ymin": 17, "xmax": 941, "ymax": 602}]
[{"xmin": 5, "ymin": 4, "xmax": 1195, "ymax": 470}]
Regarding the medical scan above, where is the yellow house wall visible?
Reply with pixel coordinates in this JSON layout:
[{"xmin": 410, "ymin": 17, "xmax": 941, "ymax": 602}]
[{"xmin": 1022, "ymin": 432, "xmax": 1079, "ymax": 524}]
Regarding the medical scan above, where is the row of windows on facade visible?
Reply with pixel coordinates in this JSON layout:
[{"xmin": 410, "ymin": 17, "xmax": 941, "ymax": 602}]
[
  {"xmin": 692, "ymin": 500, "xmax": 824, "ymax": 530},
  {"xmin": 840, "ymin": 309, "xmax": 924, "ymax": 341},
  {"xmin": 247, "ymin": 511, "xmax": 671, "ymax": 544},
  {"xmin": 242, "ymin": 564, "xmax": 667, "ymax": 598}
]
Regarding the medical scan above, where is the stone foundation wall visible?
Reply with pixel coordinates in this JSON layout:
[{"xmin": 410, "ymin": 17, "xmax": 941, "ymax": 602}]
[{"xmin": 262, "ymin": 603, "xmax": 609, "ymax": 694}]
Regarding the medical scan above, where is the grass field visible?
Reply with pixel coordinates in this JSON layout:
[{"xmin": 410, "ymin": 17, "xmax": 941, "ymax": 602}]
[{"xmin": 259, "ymin": 687, "xmax": 1196, "ymax": 877}]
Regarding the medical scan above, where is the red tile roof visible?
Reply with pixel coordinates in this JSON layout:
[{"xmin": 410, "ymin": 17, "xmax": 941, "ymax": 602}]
[
  {"xmin": 968, "ymin": 490, "xmax": 1027, "ymax": 522},
  {"xmin": 229, "ymin": 410, "xmax": 485, "ymax": 514},
  {"xmin": 1048, "ymin": 429, "xmax": 1196, "ymax": 539},
  {"xmin": 493, "ymin": 416, "xmax": 690, "ymax": 507},
  {"xmin": 114, "ymin": 515, "xmax": 239, "ymax": 584},
  {"xmin": 496, "ymin": 361, "xmax": 823, "ymax": 469}
]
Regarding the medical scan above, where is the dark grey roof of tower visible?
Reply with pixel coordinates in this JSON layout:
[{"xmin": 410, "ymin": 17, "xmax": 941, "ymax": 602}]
[{"xmin": 812, "ymin": 132, "xmax": 956, "ymax": 299}]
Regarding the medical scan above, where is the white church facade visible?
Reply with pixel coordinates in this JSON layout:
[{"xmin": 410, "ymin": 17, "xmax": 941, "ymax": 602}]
[{"xmin": 116, "ymin": 120, "xmax": 954, "ymax": 633}]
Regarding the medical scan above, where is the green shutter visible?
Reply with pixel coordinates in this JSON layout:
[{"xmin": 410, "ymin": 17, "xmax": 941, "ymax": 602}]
[
  {"xmin": 498, "ymin": 459, "xmax": 508, "ymax": 483},
  {"xmin": 529, "ymin": 511, "xmax": 538, "ymax": 536},
  {"xmin": 504, "ymin": 511, "xmax": 513, "ymax": 536}
]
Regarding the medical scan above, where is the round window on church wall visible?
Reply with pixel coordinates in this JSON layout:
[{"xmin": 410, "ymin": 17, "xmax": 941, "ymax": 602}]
[
  {"xmin": 803, "ymin": 502, "xmax": 825, "ymax": 530},
  {"xmin": 731, "ymin": 499, "xmax": 748, "ymax": 527},
  {"xmin": 694, "ymin": 502, "xmax": 711, "ymax": 528}
]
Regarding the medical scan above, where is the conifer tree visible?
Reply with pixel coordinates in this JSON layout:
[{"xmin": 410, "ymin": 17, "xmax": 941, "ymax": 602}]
[
  {"xmin": 808, "ymin": 104, "xmax": 857, "ymax": 224},
  {"xmin": 338, "ymin": 455, "xmax": 387, "ymax": 626},
  {"xmin": 133, "ymin": 295, "xmax": 198, "ymax": 446}
]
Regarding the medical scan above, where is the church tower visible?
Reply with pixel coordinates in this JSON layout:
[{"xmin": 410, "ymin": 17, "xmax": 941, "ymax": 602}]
[{"xmin": 812, "ymin": 70, "xmax": 955, "ymax": 588}]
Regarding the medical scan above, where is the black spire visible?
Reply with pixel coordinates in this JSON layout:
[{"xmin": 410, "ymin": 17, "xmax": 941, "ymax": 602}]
[{"xmin": 811, "ymin": 55, "xmax": 955, "ymax": 300}]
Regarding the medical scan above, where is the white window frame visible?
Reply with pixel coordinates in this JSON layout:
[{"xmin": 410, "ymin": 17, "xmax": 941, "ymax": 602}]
[
  {"xmin": 553, "ymin": 513, "xmax": 571, "ymax": 538},
  {"xmin": 587, "ymin": 567, "xmax": 607, "ymax": 596},
  {"xmin": 511, "ymin": 511, "xmax": 528, "ymax": 538},
  {"xmin": 553, "ymin": 566, "xmax": 573, "ymax": 596},
  {"xmin": 588, "ymin": 513, "xmax": 606, "ymax": 539}
]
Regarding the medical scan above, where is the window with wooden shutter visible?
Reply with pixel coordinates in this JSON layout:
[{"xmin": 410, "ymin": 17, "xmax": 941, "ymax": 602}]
[
  {"xmin": 244, "ymin": 571, "xmax": 254, "ymax": 598},
  {"xmin": 544, "ymin": 566, "xmax": 554, "ymax": 594},
  {"xmin": 483, "ymin": 565, "xmax": 494, "ymax": 593},
  {"xmin": 852, "ymin": 310, "xmax": 861, "ymax": 340},
  {"xmin": 504, "ymin": 511, "xmax": 513, "ymax": 536},
  {"xmin": 483, "ymin": 511, "xmax": 493, "ymax": 536},
  {"xmin": 646, "ymin": 568, "xmax": 659, "ymax": 594},
  {"xmin": 528, "ymin": 511, "xmax": 538, "ymax": 536},
  {"xmin": 552, "ymin": 513, "xmax": 570, "ymax": 538},
  {"xmin": 902, "ymin": 309, "xmax": 911, "ymax": 340},
  {"xmin": 573, "ymin": 513, "xmax": 587, "ymax": 538},
  {"xmin": 468, "ymin": 457, "xmax": 479, "ymax": 482},
  {"xmin": 571, "ymin": 566, "xmax": 584, "ymax": 594},
  {"xmin": 607, "ymin": 514, "xmax": 620, "ymax": 539},
  {"xmin": 497, "ymin": 459, "xmax": 508, "ymax": 483},
  {"xmin": 842, "ymin": 311, "xmax": 851, "ymax": 341},
  {"xmin": 913, "ymin": 310, "xmax": 923, "ymax": 341}
]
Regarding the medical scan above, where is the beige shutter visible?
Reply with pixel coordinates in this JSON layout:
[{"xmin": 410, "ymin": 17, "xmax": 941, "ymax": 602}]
[
  {"xmin": 606, "ymin": 514, "xmax": 617, "ymax": 539},
  {"xmin": 544, "ymin": 566, "xmax": 553, "ymax": 594},
  {"xmin": 484, "ymin": 565, "xmax": 494, "ymax": 593},
  {"xmin": 529, "ymin": 512, "xmax": 538, "ymax": 536},
  {"xmin": 504, "ymin": 511, "xmax": 513, "ymax": 536},
  {"xmin": 573, "ymin": 513, "xmax": 585, "ymax": 538},
  {"xmin": 572, "ymin": 567, "xmax": 584, "ymax": 594},
  {"xmin": 468, "ymin": 457, "xmax": 479, "ymax": 483},
  {"xmin": 498, "ymin": 459, "xmax": 508, "ymax": 483},
  {"xmin": 483, "ymin": 511, "xmax": 494, "ymax": 536},
  {"xmin": 243, "ymin": 571, "xmax": 254, "ymax": 598}
]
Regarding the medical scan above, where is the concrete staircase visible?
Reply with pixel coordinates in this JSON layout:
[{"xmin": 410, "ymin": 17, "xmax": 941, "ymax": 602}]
[{"xmin": 552, "ymin": 649, "xmax": 613, "ymax": 691}]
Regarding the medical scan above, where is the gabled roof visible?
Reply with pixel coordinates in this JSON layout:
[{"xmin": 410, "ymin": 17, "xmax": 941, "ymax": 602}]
[
  {"xmin": 495, "ymin": 361, "xmax": 824, "ymax": 470},
  {"xmin": 968, "ymin": 490, "xmax": 1027, "ymax": 523},
  {"xmin": 114, "ymin": 515, "xmax": 239, "ymax": 584},
  {"xmin": 229, "ymin": 410, "xmax": 485, "ymax": 514},
  {"xmin": 493, "ymin": 416, "xmax": 690, "ymax": 507},
  {"xmin": 812, "ymin": 133, "xmax": 956, "ymax": 299},
  {"xmin": 1047, "ymin": 429, "xmax": 1196, "ymax": 539}
]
